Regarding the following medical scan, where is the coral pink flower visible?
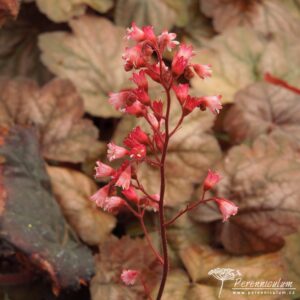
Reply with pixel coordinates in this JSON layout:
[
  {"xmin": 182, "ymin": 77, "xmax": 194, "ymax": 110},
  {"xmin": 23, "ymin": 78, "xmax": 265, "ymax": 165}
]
[
  {"xmin": 121, "ymin": 269, "xmax": 139, "ymax": 285},
  {"xmin": 214, "ymin": 198, "xmax": 238, "ymax": 222},
  {"xmin": 141, "ymin": 194, "xmax": 160, "ymax": 212},
  {"xmin": 90, "ymin": 184, "xmax": 110, "ymax": 207},
  {"xmin": 172, "ymin": 83, "xmax": 189, "ymax": 104},
  {"xmin": 154, "ymin": 132, "xmax": 165, "ymax": 152},
  {"xmin": 183, "ymin": 96, "xmax": 201, "ymax": 116},
  {"xmin": 122, "ymin": 45, "xmax": 146, "ymax": 69},
  {"xmin": 107, "ymin": 142, "xmax": 128, "ymax": 161},
  {"xmin": 172, "ymin": 44, "xmax": 194, "ymax": 76},
  {"xmin": 204, "ymin": 169, "xmax": 221, "ymax": 191},
  {"xmin": 177, "ymin": 44, "xmax": 195, "ymax": 60},
  {"xmin": 152, "ymin": 100, "xmax": 163, "ymax": 120},
  {"xmin": 199, "ymin": 95, "xmax": 222, "ymax": 114},
  {"xmin": 192, "ymin": 64, "xmax": 212, "ymax": 79},
  {"xmin": 125, "ymin": 101, "xmax": 146, "ymax": 117},
  {"xmin": 134, "ymin": 88, "xmax": 150, "ymax": 105},
  {"xmin": 125, "ymin": 126, "xmax": 149, "ymax": 146},
  {"xmin": 131, "ymin": 70, "xmax": 148, "ymax": 91},
  {"xmin": 147, "ymin": 112, "xmax": 159, "ymax": 130},
  {"xmin": 108, "ymin": 91, "xmax": 129, "ymax": 111},
  {"xmin": 103, "ymin": 196, "xmax": 125, "ymax": 213},
  {"xmin": 94, "ymin": 161, "xmax": 114, "ymax": 178},
  {"xmin": 129, "ymin": 144, "xmax": 147, "ymax": 161},
  {"xmin": 158, "ymin": 30, "xmax": 179, "ymax": 51},
  {"xmin": 142, "ymin": 25, "xmax": 156, "ymax": 42},
  {"xmin": 115, "ymin": 164, "xmax": 132, "ymax": 190},
  {"xmin": 145, "ymin": 61, "xmax": 168, "ymax": 83},
  {"xmin": 172, "ymin": 56, "xmax": 188, "ymax": 76},
  {"xmin": 122, "ymin": 186, "xmax": 139, "ymax": 203},
  {"xmin": 184, "ymin": 66, "xmax": 195, "ymax": 80},
  {"xmin": 126, "ymin": 22, "xmax": 145, "ymax": 41}
]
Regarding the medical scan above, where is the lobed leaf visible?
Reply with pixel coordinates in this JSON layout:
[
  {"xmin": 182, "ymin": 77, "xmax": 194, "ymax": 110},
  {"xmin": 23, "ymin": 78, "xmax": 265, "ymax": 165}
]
[
  {"xmin": 47, "ymin": 166, "xmax": 116, "ymax": 246},
  {"xmin": 0, "ymin": 127, "xmax": 94, "ymax": 292},
  {"xmin": 114, "ymin": 0, "xmax": 176, "ymax": 32},
  {"xmin": 224, "ymin": 82, "xmax": 300, "ymax": 148},
  {"xmin": 191, "ymin": 135, "xmax": 300, "ymax": 254},
  {"xmin": 0, "ymin": 77, "xmax": 99, "ymax": 163},
  {"xmin": 39, "ymin": 16, "xmax": 129, "ymax": 117},
  {"xmin": 0, "ymin": 19, "xmax": 52, "ymax": 84},
  {"xmin": 191, "ymin": 27, "xmax": 300, "ymax": 104},
  {"xmin": 90, "ymin": 236, "xmax": 160, "ymax": 300},
  {"xmin": 36, "ymin": 0, "xmax": 113, "ymax": 22},
  {"xmin": 199, "ymin": 0, "xmax": 300, "ymax": 35},
  {"xmin": 181, "ymin": 244, "xmax": 286, "ymax": 300}
]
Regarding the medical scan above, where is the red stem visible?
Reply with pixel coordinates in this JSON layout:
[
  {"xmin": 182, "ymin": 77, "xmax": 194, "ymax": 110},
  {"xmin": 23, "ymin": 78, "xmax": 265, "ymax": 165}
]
[
  {"xmin": 169, "ymin": 112, "xmax": 184, "ymax": 137},
  {"xmin": 133, "ymin": 179, "xmax": 159, "ymax": 203},
  {"xmin": 163, "ymin": 192, "xmax": 215, "ymax": 227},
  {"xmin": 140, "ymin": 275, "xmax": 154, "ymax": 300},
  {"xmin": 139, "ymin": 215, "xmax": 164, "ymax": 265},
  {"xmin": 264, "ymin": 72, "xmax": 300, "ymax": 95},
  {"xmin": 156, "ymin": 51, "xmax": 172, "ymax": 299}
]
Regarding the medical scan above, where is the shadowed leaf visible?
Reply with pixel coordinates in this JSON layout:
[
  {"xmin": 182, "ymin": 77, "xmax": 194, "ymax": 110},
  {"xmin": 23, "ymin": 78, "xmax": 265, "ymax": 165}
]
[
  {"xmin": 0, "ymin": 127, "xmax": 94, "ymax": 292},
  {"xmin": 0, "ymin": 77, "xmax": 99, "ymax": 163},
  {"xmin": 0, "ymin": 0, "xmax": 19, "ymax": 26},
  {"xmin": 0, "ymin": 19, "xmax": 52, "ymax": 84},
  {"xmin": 90, "ymin": 236, "xmax": 160, "ymax": 300}
]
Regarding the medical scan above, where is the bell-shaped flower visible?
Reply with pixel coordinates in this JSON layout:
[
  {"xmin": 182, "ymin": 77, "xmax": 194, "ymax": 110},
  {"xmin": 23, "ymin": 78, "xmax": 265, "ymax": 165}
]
[
  {"xmin": 107, "ymin": 142, "xmax": 128, "ymax": 161},
  {"xmin": 121, "ymin": 269, "xmax": 139, "ymax": 285},
  {"xmin": 115, "ymin": 164, "xmax": 132, "ymax": 190},
  {"xmin": 204, "ymin": 169, "xmax": 221, "ymax": 191},
  {"xmin": 94, "ymin": 161, "xmax": 114, "ymax": 178},
  {"xmin": 214, "ymin": 198, "xmax": 238, "ymax": 222}
]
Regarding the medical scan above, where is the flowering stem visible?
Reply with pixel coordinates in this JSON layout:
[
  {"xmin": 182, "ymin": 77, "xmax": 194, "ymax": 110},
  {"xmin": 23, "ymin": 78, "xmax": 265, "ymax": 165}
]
[
  {"xmin": 124, "ymin": 202, "xmax": 141, "ymax": 218},
  {"xmin": 156, "ymin": 80, "xmax": 172, "ymax": 300},
  {"xmin": 164, "ymin": 191, "xmax": 212, "ymax": 227},
  {"xmin": 169, "ymin": 112, "xmax": 184, "ymax": 138},
  {"xmin": 139, "ymin": 215, "xmax": 164, "ymax": 265},
  {"xmin": 133, "ymin": 179, "xmax": 159, "ymax": 202},
  {"xmin": 140, "ymin": 275, "xmax": 154, "ymax": 300}
]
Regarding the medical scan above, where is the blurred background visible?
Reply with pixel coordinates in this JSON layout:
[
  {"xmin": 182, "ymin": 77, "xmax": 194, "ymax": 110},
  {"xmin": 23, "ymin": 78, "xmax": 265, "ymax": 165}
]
[{"xmin": 0, "ymin": 0, "xmax": 300, "ymax": 299}]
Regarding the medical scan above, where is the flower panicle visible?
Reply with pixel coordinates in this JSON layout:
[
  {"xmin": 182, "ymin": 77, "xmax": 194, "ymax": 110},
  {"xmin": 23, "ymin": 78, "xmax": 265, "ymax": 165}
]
[{"xmin": 89, "ymin": 22, "xmax": 238, "ymax": 298}]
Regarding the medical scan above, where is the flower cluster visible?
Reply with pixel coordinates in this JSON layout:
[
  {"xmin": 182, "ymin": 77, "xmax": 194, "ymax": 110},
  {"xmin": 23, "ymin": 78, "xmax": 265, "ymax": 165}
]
[{"xmin": 90, "ymin": 22, "xmax": 237, "ymax": 298}]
